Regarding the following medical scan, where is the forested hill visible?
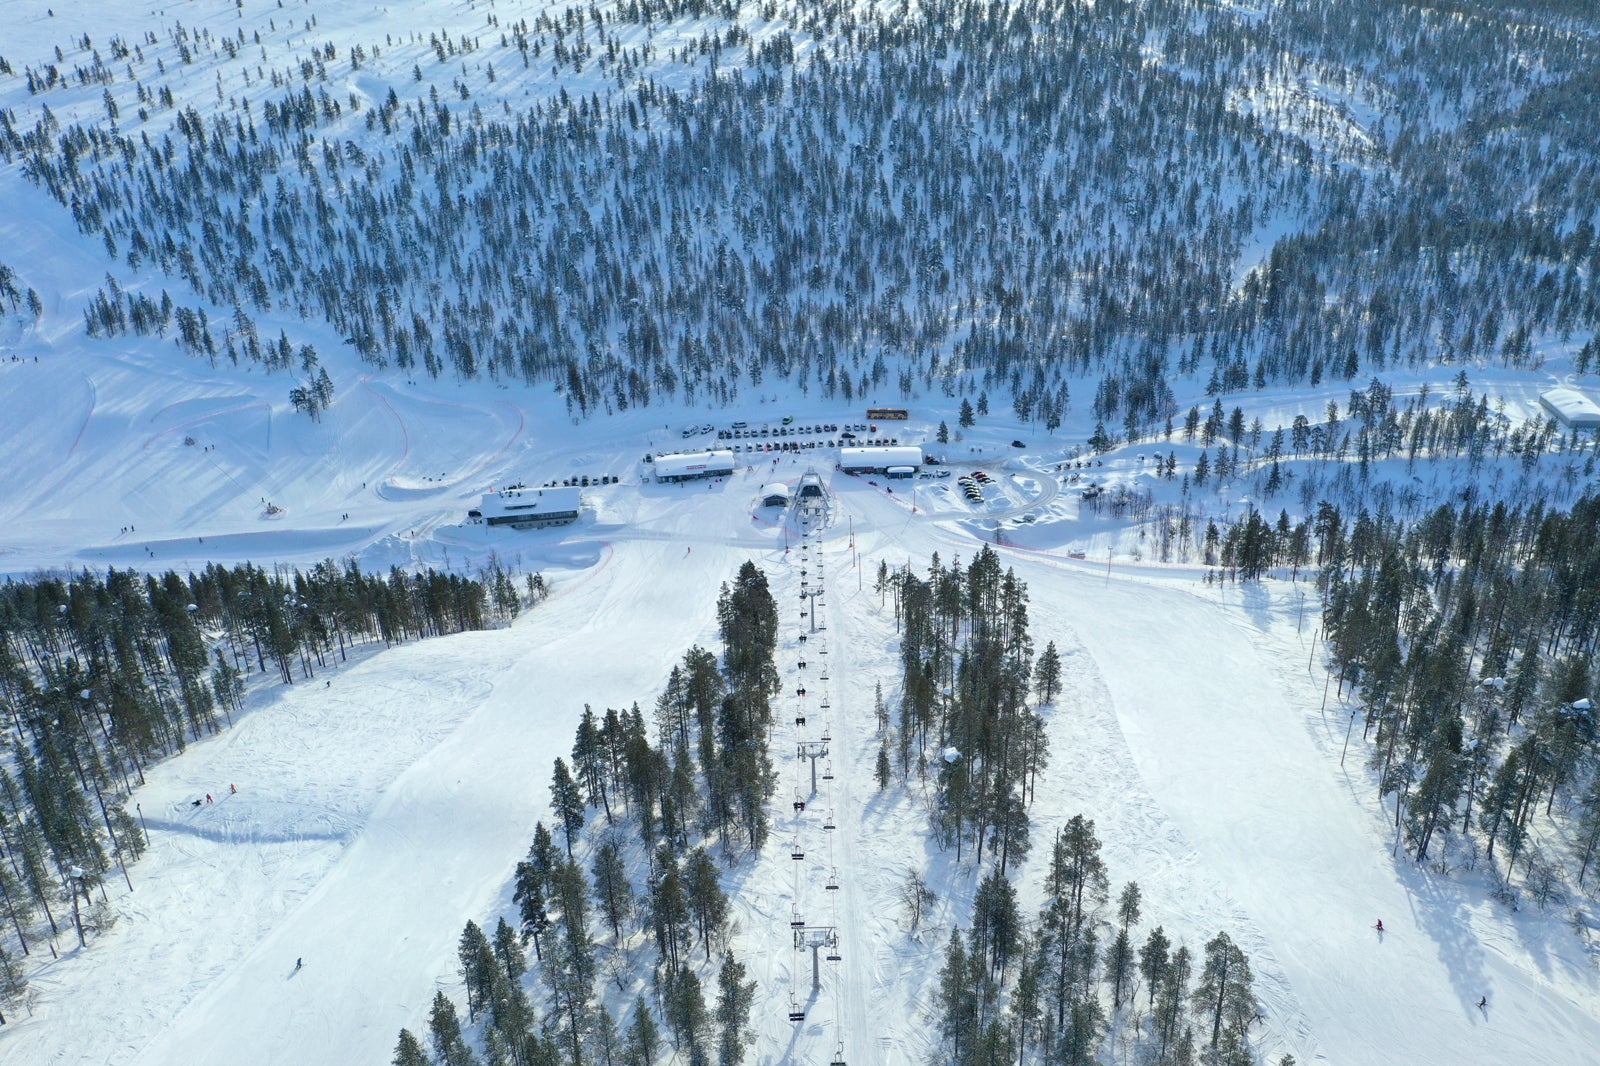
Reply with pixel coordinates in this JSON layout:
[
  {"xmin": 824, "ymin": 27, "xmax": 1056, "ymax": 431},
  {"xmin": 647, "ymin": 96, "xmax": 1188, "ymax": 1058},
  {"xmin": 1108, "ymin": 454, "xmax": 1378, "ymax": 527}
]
[{"xmin": 3, "ymin": 0, "xmax": 1598, "ymax": 421}]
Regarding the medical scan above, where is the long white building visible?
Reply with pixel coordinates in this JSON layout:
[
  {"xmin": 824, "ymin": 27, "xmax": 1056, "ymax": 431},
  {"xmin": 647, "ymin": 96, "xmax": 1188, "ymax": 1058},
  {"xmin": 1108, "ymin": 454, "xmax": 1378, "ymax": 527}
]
[
  {"xmin": 839, "ymin": 445, "xmax": 923, "ymax": 474},
  {"xmin": 653, "ymin": 450, "xmax": 736, "ymax": 482},
  {"xmin": 1540, "ymin": 388, "xmax": 1600, "ymax": 430}
]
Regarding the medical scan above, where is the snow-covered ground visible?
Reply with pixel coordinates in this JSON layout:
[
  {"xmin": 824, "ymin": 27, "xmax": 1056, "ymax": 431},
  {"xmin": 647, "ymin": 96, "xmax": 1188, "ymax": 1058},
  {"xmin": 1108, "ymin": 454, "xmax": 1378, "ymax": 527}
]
[
  {"xmin": 5, "ymin": 431, "xmax": 1600, "ymax": 1063},
  {"xmin": 3, "ymin": 2, "xmax": 1600, "ymax": 1064}
]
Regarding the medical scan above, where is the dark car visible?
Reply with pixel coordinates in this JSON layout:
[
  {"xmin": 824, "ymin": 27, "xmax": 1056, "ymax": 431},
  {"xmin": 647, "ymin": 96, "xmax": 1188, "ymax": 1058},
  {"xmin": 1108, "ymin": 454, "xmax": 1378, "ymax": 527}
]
[{"xmin": 1011, "ymin": 440, "xmax": 1026, "ymax": 448}]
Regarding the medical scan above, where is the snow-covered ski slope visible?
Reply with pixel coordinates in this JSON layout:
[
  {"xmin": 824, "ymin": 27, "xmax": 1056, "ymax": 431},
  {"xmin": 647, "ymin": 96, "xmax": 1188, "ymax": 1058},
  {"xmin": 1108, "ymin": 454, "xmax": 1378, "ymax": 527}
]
[
  {"xmin": 7, "ymin": 456, "xmax": 1600, "ymax": 1065},
  {"xmin": 3, "ymin": 1, "xmax": 1600, "ymax": 1063}
]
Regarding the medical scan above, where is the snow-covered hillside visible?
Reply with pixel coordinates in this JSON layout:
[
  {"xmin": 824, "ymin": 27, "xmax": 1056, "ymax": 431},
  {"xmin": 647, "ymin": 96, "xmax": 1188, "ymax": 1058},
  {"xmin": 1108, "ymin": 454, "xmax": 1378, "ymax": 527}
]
[
  {"xmin": 4, "ymin": 1, "xmax": 1600, "ymax": 1065},
  {"xmin": 6, "ymin": 443, "xmax": 1600, "ymax": 1064}
]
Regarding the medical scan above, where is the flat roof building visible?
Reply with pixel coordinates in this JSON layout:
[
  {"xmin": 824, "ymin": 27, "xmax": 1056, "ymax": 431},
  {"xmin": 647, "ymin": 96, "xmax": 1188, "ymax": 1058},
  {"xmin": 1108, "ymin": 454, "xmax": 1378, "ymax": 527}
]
[
  {"xmin": 839, "ymin": 445, "xmax": 923, "ymax": 474},
  {"xmin": 1540, "ymin": 388, "xmax": 1600, "ymax": 430},
  {"xmin": 761, "ymin": 483, "xmax": 792, "ymax": 506},
  {"xmin": 654, "ymin": 450, "xmax": 736, "ymax": 482},
  {"xmin": 474, "ymin": 486, "xmax": 582, "ymax": 528}
]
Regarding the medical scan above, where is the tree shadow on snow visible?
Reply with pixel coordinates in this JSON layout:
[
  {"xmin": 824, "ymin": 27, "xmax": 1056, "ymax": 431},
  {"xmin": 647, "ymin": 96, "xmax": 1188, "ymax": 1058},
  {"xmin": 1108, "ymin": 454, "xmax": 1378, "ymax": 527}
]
[{"xmin": 1391, "ymin": 848, "xmax": 1493, "ymax": 1017}]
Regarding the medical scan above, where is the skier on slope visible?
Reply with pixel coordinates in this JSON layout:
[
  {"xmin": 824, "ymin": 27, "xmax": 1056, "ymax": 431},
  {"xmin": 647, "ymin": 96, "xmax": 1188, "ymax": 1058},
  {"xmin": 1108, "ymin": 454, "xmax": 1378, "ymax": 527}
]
[
  {"xmin": 295, "ymin": 957, "xmax": 303, "ymax": 971},
  {"xmin": 1375, "ymin": 919, "xmax": 1384, "ymax": 933}
]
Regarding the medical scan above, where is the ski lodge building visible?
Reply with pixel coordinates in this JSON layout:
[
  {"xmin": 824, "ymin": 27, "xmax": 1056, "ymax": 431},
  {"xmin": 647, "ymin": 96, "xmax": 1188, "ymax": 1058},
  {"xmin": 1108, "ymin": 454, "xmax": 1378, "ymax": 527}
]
[
  {"xmin": 761, "ymin": 483, "xmax": 792, "ymax": 507},
  {"xmin": 471, "ymin": 486, "xmax": 582, "ymax": 529},
  {"xmin": 654, "ymin": 450, "xmax": 736, "ymax": 483},
  {"xmin": 839, "ymin": 445, "xmax": 923, "ymax": 475},
  {"xmin": 1539, "ymin": 388, "xmax": 1600, "ymax": 430}
]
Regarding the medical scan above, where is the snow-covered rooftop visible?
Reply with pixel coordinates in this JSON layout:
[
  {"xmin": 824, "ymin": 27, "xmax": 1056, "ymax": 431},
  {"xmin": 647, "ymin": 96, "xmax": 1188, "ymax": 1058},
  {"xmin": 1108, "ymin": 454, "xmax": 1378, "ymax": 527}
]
[{"xmin": 1540, "ymin": 388, "xmax": 1600, "ymax": 428}]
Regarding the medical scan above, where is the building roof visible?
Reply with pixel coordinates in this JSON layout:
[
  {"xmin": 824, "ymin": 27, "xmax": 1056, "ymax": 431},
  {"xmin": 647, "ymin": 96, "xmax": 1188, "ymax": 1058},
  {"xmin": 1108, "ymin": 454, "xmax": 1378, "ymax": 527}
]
[
  {"xmin": 761, "ymin": 482, "xmax": 791, "ymax": 501},
  {"xmin": 839, "ymin": 445, "xmax": 924, "ymax": 468},
  {"xmin": 479, "ymin": 485, "xmax": 582, "ymax": 520},
  {"xmin": 1540, "ymin": 388, "xmax": 1600, "ymax": 426},
  {"xmin": 654, "ymin": 450, "xmax": 737, "ymax": 477}
]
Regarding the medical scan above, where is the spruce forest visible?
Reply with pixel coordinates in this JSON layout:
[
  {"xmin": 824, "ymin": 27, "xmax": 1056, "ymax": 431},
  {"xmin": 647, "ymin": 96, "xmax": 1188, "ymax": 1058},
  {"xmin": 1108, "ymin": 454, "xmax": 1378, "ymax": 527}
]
[{"xmin": 3, "ymin": 0, "xmax": 1600, "ymax": 1063}]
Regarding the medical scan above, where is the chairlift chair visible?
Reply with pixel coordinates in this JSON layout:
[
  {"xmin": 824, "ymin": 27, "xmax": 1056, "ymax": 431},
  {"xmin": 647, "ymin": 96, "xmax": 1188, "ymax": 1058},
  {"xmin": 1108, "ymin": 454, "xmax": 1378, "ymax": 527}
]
[{"xmin": 791, "ymin": 844, "xmax": 805, "ymax": 860}]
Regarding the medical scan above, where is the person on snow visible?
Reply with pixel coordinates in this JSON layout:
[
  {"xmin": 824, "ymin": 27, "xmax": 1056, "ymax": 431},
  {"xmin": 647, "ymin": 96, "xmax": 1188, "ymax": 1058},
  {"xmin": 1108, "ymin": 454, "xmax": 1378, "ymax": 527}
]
[
  {"xmin": 205, "ymin": 794, "xmax": 213, "ymax": 804},
  {"xmin": 229, "ymin": 784, "xmax": 237, "ymax": 794},
  {"xmin": 1375, "ymin": 919, "xmax": 1384, "ymax": 932},
  {"xmin": 1477, "ymin": 996, "xmax": 1487, "ymax": 1010},
  {"xmin": 295, "ymin": 957, "xmax": 303, "ymax": 970}
]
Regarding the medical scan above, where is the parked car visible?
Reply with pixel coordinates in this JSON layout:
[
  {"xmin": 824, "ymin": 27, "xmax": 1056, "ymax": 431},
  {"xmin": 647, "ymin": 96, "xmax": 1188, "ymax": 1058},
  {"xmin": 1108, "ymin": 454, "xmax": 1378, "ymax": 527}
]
[
  {"xmin": 840, "ymin": 431, "xmax": 857, "ymax": 439},
  {"xmin": 1011, "ymin": 439, "xmax": 1026, "ymax": 448}
]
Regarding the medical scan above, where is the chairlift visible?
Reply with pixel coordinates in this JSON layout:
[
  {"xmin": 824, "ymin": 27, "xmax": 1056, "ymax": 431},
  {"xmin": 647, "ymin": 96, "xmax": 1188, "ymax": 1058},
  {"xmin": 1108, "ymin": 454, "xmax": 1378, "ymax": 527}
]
[
  {"xmin": 823, "ymin": 812, "xmax": 836, "ymax": 831},
  {"xmin": 825, "ymin": 869, "xmax": 840, "ymax": 891},
  {"xmin": 788, "ymin": 1002, "xmax": 806, "ymax": 1022},
  {"xmin": 795, "ymin": 714, "xmax": 807, "ymax": 726},
  {"xmin": 821, "ymin": 764, "xmax": 834, "ymax": 781},
  {"xmin": 826, "ymin": 950, "xmax": 841, "ymax": 962},
  {"xmin": 791, "ymin": 844, "xmax": 805, "ymax": 860}
]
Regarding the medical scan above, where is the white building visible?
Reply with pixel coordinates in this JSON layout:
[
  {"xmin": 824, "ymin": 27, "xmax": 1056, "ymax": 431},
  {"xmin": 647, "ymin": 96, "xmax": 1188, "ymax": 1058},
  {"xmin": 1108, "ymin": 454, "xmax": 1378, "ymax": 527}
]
[
  {"xmin": 1539, "ymin": 388, "xmax": 1600, "ymax": 430},
  {"xmin": 761, "ymin": 483, "xmax": 792, "ymax": 506},
  {"xmin": 839, "ymin": 445, "xmax": 923, "ymax": 474},
  {"xmin": 471, "ymin": 486, "xmax": 582, "ymax": 529},
  {"xmin": 654, "ymin": 450, "xmax": 736, "ymax": 482}
]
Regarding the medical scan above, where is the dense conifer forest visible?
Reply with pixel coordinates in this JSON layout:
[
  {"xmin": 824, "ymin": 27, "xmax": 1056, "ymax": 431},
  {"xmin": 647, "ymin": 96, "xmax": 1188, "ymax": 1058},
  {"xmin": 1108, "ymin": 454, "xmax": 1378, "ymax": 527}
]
[
  {"xmin": 1320, "ymin": 493, "xmax": 1600, "ymax": 904},
  {"xmin": 397, "ymin": 562, "xmax": 779, "ymax": 1065},
  {"xmin": 2, "ymin": 0, "xmax": 1597, "ymax": 421},
  {"xmin": 0, "ymin": 559, "xmax": 520, "ymax": 993}
]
